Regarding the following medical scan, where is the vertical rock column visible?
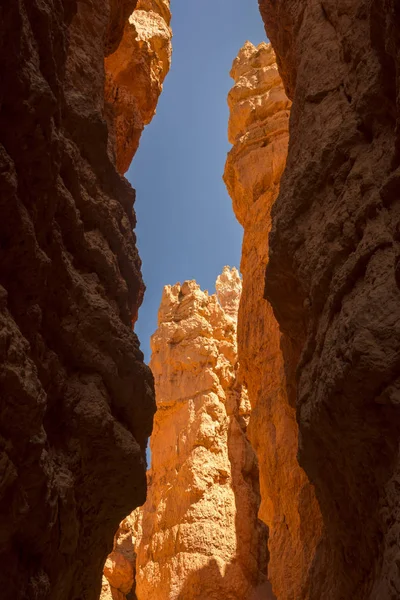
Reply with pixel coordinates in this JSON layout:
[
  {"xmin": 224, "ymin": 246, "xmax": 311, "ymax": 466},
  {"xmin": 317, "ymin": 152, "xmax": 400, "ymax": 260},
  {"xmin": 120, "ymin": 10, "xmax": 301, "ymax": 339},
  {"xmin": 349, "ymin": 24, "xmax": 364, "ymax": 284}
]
[
  {"xmin": 224, "ymin": 42, "xmax": 322, "ymax": 600},
  {"xmin": 131, "ymin": 267, "xmax": 272, "ymax": 600}
]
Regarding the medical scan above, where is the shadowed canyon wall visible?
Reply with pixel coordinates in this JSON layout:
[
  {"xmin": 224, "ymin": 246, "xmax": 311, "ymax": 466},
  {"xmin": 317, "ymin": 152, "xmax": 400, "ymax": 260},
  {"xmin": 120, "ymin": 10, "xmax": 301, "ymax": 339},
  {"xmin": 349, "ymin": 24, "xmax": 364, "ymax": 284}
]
[
  {"xmin": 224, "ymin": 41, "xmax": 322, "ymax": 600},
  {"xmin": 259, "ymin": 1, "xmax": 400, "ymax": 598},
  {"xmin": 102, "ymin": 268, "xmax": 275, "ymax": 600},
  {"xmin": 0, "ymin": 0, "xmax": 170, "ymax": 598}
]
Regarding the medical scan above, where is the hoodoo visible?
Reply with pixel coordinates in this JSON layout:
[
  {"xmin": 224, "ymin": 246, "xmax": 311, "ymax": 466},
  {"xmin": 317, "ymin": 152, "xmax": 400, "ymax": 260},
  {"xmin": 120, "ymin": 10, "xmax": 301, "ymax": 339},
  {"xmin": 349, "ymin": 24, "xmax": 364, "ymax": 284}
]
[
  {"xmin": 224, "ymin": 41, "xmax": 322, "ymax": 600},
  {"xmin": 102, "ymin": 268, "xmax": 274, "ymax": 600}
]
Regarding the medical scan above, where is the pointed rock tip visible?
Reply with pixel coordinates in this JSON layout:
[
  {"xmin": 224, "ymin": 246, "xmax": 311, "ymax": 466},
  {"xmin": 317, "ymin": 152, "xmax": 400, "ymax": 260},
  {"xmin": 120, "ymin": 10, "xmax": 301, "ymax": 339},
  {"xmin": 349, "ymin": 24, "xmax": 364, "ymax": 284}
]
[
  {"xmin": 230, "ymin": 41, "xmax": 255, "ymax": 79},
  {"xmin": 230, "ymin": 40, "xmax": 274, "ymax": 80}
]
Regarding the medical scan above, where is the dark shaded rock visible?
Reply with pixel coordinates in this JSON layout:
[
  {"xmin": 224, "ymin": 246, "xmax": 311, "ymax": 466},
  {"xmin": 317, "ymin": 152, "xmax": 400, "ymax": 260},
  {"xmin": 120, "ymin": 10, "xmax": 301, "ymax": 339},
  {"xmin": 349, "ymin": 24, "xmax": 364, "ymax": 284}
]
[
  {"xmin": 260, "ymin": 0, "xmax": 400, "ymax": 598},
  {"xmin": 0, "ymin": 1, "xmax": 155, "ymax": 598}
]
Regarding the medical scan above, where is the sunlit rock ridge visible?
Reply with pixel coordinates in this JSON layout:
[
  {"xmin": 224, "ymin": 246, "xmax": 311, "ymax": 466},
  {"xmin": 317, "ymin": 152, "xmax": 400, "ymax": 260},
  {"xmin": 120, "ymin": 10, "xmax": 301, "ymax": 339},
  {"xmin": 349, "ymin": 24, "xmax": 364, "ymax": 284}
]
[
  {"xmin": 224, "ymin": 41, "xmax": 323, "ymax": 600},
  {"xmin": 105, "ymin": 0, "xmax": 172, "ymax": 174},
  {"xmin": 102, "ymin": 267, "xmax": 275, "ymax": 600}
]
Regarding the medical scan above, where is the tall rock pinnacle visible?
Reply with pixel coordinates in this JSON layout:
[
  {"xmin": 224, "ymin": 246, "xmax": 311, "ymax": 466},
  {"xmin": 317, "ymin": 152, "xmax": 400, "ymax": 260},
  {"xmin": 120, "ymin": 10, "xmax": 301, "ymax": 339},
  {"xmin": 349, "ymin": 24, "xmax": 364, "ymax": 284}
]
[
  {"xmin": 102, "ymin": 267, "xmax": 274, "ymax": 599},
  {"xmin": 224, "ymin": 41, "xmax": 323, "ymax": 600}
]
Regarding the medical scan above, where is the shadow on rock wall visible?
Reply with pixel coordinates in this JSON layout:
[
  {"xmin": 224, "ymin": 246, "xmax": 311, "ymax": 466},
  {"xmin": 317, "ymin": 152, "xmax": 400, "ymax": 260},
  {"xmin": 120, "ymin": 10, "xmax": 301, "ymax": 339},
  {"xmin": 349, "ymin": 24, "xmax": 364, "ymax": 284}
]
[{"xmin": 176, "ymin": 558, "xmax": 276, "ymax": 600}]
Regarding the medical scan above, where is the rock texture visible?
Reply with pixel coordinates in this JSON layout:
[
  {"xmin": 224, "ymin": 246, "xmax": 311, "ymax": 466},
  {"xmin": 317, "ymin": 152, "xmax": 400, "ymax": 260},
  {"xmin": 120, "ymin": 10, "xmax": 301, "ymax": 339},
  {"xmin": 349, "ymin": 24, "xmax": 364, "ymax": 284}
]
[
  {"xmin": 0, "ymin": 1, "xmax": 160, "ymax": 598},
  {"xmin": 100, "ymin": 512, "xmax": 142, "ymax": 600},
  {"xmin": 105, "ymin": 0, "xmax": 172, "ymax": 173},
  {"xmin": 114, "ymin": 268, "xmax": 272, "ymax": 600},
  {"xmin": 224, "ymin": 41, "xmax": 322, "ymax": 600},
  {"xmin": 258, "ymin": 1, "xmax": 400, "ymax": 599}
]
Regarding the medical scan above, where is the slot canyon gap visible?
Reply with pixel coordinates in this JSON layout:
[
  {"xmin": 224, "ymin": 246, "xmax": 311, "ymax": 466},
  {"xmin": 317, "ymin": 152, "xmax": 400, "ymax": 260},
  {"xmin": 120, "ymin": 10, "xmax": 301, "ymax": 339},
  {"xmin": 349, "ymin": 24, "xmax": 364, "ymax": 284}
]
[{"xmin": 0, "ymin": 1, "xmax": 399, "ymax": 600}]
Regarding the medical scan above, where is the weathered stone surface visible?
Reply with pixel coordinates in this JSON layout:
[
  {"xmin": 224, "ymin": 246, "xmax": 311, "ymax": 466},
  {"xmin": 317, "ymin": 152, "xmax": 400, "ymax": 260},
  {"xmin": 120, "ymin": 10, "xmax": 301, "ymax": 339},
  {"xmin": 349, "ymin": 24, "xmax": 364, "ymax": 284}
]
[
  {"xmin": 128, "ymin": 268, "xmax": 273, "ymax": 600},
  {"xmin": 224, "ymin": 41, "xmax": 322, "ymax": 600},
  {"xmin": 0, "ymin": 1, "xmax": 157, "ymax": 598},
  {"xmin": 105, "ymin": 0, "xmax": 172, "ymax": 173},
  {"xmin": 259, "ymin": 1, "xmax": 400, "ymax": 598},
  {"xmin": 101, "ymin": 513, "xmax": 142, "ymax": 600},
  {"xmin": 104, "ymin": 551, "xmax": 134, "ymax": 594}
]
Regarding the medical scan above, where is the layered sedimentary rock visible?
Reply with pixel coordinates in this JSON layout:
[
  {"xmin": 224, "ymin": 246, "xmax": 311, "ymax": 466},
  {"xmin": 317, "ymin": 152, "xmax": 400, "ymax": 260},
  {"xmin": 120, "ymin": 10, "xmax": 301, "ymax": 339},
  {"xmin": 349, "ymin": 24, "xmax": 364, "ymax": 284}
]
[
  {"xmin": 0, "ymin": 1, "xmax": 163, "ymax": 598},
  {"xmin": 105, "ymin": 0, "xmax": 172, "ymax": 173},
  {"xmin": 224, "ymin": 41, "xmax": 322, "ymax": 600},
  {"xmin": 259, "ymin": 1, "xmax": 400, "ymax": 599},
  {"xmin": 107, "ymin": 268, "xmax": 272, "ymax": 600}
]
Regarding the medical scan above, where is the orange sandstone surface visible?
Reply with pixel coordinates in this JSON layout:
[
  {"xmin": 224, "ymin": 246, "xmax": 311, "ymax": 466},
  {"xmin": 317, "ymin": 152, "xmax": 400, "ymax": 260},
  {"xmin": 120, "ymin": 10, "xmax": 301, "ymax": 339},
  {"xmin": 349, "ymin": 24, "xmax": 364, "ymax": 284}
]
[
  {"xmin": 105, "ymin": 0, "xmax": 172, "ymax": 173},
  {"xmin": 101, "ymin": 512, "xmax": 142, "ymax": 600},
  {"xmin": 224, "ymin": 42, "xmax": 323, "ymax": 600},
  {"xmin": 102, "ymin": 268, "xmax": 275, "ymax": 599}
]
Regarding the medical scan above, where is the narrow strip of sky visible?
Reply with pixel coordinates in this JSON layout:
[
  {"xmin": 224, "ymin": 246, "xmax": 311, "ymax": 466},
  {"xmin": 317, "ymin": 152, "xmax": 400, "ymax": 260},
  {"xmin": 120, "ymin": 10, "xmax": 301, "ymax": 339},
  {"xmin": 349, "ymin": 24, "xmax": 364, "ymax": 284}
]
[{"xmin": 129, "ymin": 1, "xmax": 267, "ymax": 362}]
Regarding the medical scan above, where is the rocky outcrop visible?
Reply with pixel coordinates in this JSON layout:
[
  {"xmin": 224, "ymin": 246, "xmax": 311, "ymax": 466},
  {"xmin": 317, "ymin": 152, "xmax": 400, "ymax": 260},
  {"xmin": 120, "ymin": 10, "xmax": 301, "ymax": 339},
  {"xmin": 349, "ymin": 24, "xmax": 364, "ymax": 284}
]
[
  {"xmin": 105, "ymin": 0, "xmax": 172, "ymax": 173},
  {"xmin": 224, "ymin": 41, "xmax": 322, "ymax": 600},
  {"xmin": 259, "ymin": 1, "xmax": 400, "ymax": 599},
  {"xmin": 100, "ymin": 512, "xmax": 142, "ymax": 600},
  {"xmin": 112, "ymin": 268, "xmax": 272, "ymax": 600},
  {"xmin": 0, "ymin": 1, "xmax": 159, "ymax": 598}
]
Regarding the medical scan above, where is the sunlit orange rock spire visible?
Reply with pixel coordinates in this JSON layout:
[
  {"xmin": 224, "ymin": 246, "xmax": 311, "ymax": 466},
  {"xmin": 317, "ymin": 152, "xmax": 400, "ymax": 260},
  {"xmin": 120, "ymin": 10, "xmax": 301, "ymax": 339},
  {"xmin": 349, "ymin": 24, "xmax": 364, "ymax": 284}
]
[
  {"xmin": 105, "ymin": 0, "xmax": 172, "ymax": 173},
  {"xmin": 137, "ymin": 267, "xmax": 272, "ymax": 599},
  {"xmin": 224, "ymin": 41, "xmax": 323, "ymax": 600},
  {"xmin": 102, "ymin": 267, "xmax": 274, "ymax": 599}
]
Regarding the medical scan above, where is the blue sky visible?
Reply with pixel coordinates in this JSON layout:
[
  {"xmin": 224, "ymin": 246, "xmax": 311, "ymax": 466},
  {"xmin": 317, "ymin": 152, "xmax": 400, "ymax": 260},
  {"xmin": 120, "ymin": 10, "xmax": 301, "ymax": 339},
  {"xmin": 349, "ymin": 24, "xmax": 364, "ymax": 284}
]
[{"xmin": 128, "ymin": 1, "xmax": 267, "ymax": 362}]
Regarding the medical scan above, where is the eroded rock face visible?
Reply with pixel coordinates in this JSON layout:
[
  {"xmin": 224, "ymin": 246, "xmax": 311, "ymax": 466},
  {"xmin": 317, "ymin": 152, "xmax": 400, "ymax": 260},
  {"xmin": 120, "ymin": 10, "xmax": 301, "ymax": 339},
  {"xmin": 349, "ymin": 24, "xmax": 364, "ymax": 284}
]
[
  {"xmin": 259, "ymin": 2, "xmax": 400, "ymax": 598},
  {"xmin": 100, "ymin": 512, "xmax": 142, "ymax": 600},
  {"xmin": 224, "ymin": 41, "xmax": 322, "ymax": 600},
  {"xmin": 105, "ymin": 0, "xmax": 172, "ymax": 173},
  {"xmin": 0, "ymin": 1, "xmax": 157, "ymax": 598},
  {"xmin": 121, "ymin": 268, "xmax": 272, "ymax": 600}
]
